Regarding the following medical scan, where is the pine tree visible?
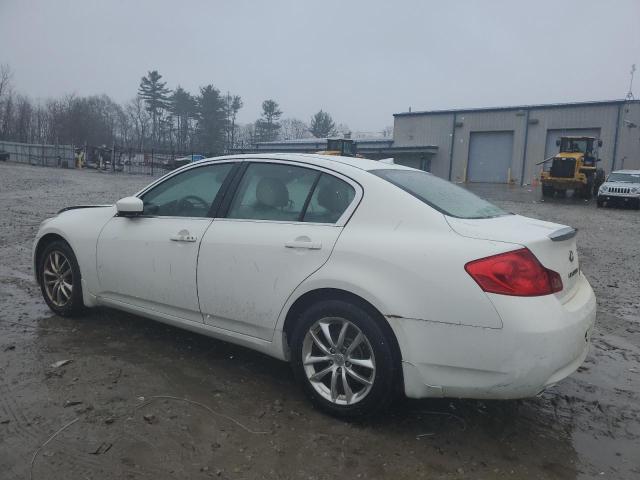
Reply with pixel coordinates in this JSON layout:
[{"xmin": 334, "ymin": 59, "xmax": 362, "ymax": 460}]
[
  {"xmin": 170, "ymin": 86, "xmax": 197, "ymax": 151},
  {"xmin": 196, "ymin": 85, "xmax": 226, "ymax": 155},
  {"xmin": 224, "ymin": 93, "xmax": 243, "ymax": 150},
  {"xmin": 138, "ymin": 70, "xmax": 171, "ymax": 146},
  {"xmin": 255, "ymin": 99, "xmax": 282, "ymax": 142},
  {"xmin": 310, "ymin": 110, "xmax": 337, "ymax": 138}
]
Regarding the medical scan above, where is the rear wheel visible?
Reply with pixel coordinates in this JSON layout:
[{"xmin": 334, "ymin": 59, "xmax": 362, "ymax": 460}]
[
  {"xmin": 38, "ymin": 240, "xmax": 84, "ymax": 316},
  {"xmin": 290, "ymin": 299, "xmax": 398, "ymax": 418}
]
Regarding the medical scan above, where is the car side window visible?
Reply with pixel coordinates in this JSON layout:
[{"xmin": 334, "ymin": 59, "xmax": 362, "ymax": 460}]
[
  {"xmin": 227, "ymin": 163, "xmax": 319, "ymax": 221},
  {"xmin": 303, "ymin": 174, "xmax": 356, "ymax": 223},
  {"xmin": 141, "ymin": 163, "xmax": 233, "ymax": 217}
]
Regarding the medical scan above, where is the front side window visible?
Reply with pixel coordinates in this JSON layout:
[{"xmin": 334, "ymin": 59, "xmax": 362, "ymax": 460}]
[
  {"xmin": 227, "ymin": 163, "xmax": 319, "ymax": 221},
  {"xmin": 141, "ymin": 163, "xmax": 233, "ymax": 217},
  {"xmin": 372, "ymin": 169, "xmax": 508, "ymax": 219}
]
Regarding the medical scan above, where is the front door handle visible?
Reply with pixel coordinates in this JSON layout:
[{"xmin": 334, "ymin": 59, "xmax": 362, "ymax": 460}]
[
  {"xmin": 285, "ymin": 237, "xmax": 322, "ymax": 250},
  {"xmin": 170, "ymin": 229, "xmax": 197, "ymax": 242}
]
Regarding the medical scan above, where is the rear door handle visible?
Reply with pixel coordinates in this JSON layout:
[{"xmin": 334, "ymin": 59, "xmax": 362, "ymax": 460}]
[
  {"xmin": 170, "ymin": 230, "xmax": 197, "ymax": 242},
  {"xmin": 285, "ymin": 239, "xmax": 322, "ymax": 250}
]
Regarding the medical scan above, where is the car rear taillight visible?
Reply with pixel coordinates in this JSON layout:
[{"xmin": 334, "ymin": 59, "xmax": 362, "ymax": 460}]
[{"xmin": 465, "ymin": 248, "xmax": 563, "ymax": 296}]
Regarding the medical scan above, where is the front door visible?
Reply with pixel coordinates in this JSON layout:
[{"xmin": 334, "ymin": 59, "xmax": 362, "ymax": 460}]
[
  {"xmin": 96, "ymin": 162, "xmax": 234, "ymax": 322},
  {"xmin": 197, "ymin": 161, "xmax": 359, "ymax": 340}
]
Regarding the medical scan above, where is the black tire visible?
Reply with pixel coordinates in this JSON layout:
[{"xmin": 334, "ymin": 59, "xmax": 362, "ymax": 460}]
[
  {"xmin": 541, "ymin": 185, "xmax": 554, "ymax": 197},
  {"xmin": 290, "ymin": 299, "xmax": 399, "ymax": 418},
  {"xmin": 594, "ymin": 168, "xmax": 605, "ymax": 193},
  {"xmin": 583, "ymin": 177, "xmax": 594, "ymax": 199},
  {"xmin": 38, "ymin": 240, "xmax": 85, "ymax": 316}
]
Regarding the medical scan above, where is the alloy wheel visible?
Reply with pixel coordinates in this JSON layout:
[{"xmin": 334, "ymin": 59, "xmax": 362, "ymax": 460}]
[
  {"xmin": 43, "ymin": 250, "xmax": 73, "ymax": 307},
  {"xmin": 302, "ymin": 317, "xmax": 376, "ymax": 405}
]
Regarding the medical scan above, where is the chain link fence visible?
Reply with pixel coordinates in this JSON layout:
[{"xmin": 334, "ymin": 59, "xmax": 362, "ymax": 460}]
[{"xmin": 0, "ymin": 140, "xmax": 204, "ymax": 177}]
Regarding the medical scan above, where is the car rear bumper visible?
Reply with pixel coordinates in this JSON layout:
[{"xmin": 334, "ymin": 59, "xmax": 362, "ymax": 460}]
[{"xmin": 394, "ymin": 273, "xmax": 596, "ymax": 399}]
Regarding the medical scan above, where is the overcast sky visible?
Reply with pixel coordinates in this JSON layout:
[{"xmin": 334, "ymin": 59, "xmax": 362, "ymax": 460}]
[{"xmin": 1, "ymin": 0, "xmax": 638, "ymax": 131}]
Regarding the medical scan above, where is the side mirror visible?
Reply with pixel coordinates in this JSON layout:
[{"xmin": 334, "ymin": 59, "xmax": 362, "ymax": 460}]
[
  {"xmin": 116, "ymin": 196, "xmax": 143, "ymax": 216},
  {"xmin": 555, "ymin": 139, "xmax": 561, "ymax": 146},
  {"xmin": 598, "ymin": 139, "xmax": 603, "ymax": 147}
]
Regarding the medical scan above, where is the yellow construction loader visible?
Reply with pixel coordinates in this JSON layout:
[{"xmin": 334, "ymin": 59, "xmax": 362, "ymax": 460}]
[
  {"xmin": 316, "ymin": 138, "xmax": 358, "ymax": 157},
  {"xmin": 539, "ymin": 136, "xmax": 605, "ymax": 198}
]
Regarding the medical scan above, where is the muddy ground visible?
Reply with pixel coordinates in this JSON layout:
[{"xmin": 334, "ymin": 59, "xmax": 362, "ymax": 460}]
[{"xmin": 0, "ymin": 162, "xmax": 638, "ymax": 480}]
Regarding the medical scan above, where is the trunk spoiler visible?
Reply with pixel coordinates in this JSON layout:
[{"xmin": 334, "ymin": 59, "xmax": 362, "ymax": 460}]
[{"xmin": 548, "ymin": 226, "xmax": 577, "ymax": 242}]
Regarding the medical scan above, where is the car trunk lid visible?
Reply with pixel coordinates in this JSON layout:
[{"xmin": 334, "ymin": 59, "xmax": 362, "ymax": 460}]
[{"xmin": 446, "ymin": 214, "xmax": 581, "ymax": 302}]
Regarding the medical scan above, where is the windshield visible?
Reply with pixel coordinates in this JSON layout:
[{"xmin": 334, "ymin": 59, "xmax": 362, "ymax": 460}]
[
  {"xmin": 560, "ymin": 138, "xmax": 591, "ymax": 153},
  {"xmin": 372, "ymin": 169, "xmax": 509, "ymax": 219},
  {"xmin": 607, "ymin": 172, "xmax": 640, "ymax": 183}
]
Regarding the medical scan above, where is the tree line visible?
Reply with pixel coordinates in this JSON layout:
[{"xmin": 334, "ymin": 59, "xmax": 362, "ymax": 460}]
[{"xmin": 0, "ymin": 64, "xmax": 352, "ymax": 155}]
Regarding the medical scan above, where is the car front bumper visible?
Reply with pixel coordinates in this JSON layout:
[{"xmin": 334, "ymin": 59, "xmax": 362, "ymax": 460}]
[
  {"xmin": 598, "ymin": 192, "xmax": 640, "ymax": 206},
  {"xmin": 392, "ymin": 273, "xmax": 596, "ymax": 399}
]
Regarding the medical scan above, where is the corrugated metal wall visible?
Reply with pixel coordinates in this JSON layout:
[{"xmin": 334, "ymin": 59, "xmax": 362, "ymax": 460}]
[{"xmin": 393, "ymin": 101, "xmax": 640, "ymax": 184}]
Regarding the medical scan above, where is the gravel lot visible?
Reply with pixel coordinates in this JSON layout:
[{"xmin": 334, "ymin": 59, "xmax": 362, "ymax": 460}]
[{"xmin": 1, "ymin": 162, "xmax": 639, "ymax": 480}]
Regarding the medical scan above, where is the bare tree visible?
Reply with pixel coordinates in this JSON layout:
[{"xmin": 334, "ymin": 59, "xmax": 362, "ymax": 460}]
[
  {"xmin": 126, "ymin": 96, "xmax": 151, "ymax": 150},
  {"xmin": 280, "ymin": 118, "xmax": 310, "ymax": 140},
  {"xmin": 0, "ymin": 64, "xmax": 12, "ymax": 99}
]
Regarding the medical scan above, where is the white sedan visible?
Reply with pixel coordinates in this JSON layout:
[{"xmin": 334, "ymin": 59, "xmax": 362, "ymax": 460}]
[{"xmin": 33, "ymin": 153, "xmax": 596, "ymax": 417}]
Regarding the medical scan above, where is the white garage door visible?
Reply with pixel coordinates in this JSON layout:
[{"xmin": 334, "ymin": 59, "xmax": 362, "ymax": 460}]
[
  {"xmin": 468, "ymin": 131, "xmax": 514, "ymax": 183},
  {"xmin": 544, "ymin": 128, "xmax": 601, "ymax": 159}
]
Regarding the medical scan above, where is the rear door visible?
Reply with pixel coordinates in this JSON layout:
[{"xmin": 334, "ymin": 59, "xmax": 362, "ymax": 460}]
[{"xmin": 197, "ymin": 160, "xmax": 360, "ymax": 340}]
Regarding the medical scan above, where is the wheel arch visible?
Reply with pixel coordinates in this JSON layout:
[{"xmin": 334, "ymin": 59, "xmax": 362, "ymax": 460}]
[
  {"xmin": 35, "ymin": 233, "xmax": 64, "ymax": 280},
  {"xmin": 34, "ymin": 233, "xmax": 74, "ymax": 284},
  {"xmin": 281, "ymin": 288, "xmax": 403, "ymax": 385}
]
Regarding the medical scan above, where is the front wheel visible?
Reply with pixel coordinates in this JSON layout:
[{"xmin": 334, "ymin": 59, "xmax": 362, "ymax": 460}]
[
  {"xmin": 38, "ymin": 240, "xmax": 84, "ymax": 316},
  {"xmin": 290, "ymin": 300, "xmax": 398, "ymax": 418}
]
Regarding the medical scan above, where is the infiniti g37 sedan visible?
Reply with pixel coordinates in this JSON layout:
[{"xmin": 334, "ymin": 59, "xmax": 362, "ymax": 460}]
[{"xmin": 33, "ymin": 153, "xmax": 596, "ymax": 417}]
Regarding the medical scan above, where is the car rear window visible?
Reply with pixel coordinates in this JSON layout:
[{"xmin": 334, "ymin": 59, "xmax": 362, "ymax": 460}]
[{"xmin": 371, "ymin": 169, "xmax": 509, "ymax": 219}]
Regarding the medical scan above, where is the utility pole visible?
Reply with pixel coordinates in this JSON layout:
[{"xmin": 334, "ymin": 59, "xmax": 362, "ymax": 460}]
[{"xmin": 626, "ymin": 64, "xmax": 636, "ymax": 100}]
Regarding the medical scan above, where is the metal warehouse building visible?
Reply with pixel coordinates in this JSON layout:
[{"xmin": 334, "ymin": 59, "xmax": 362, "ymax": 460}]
[
  {"xmin": 393, "ymin": 99, "xmax": 640, "ymax": 184},
  {"xmin": 248, "ymin": 137, "xmax": 437, "ymax": 170}
]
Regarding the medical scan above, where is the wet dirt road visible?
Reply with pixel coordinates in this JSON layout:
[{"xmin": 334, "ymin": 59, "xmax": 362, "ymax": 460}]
[{"xmin": 1, "ymin": 162, "xmax": 638, "ymax": 479}]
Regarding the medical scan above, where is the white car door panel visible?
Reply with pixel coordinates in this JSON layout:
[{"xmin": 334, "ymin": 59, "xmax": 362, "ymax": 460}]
[
  {"xmin": 97, "ymin": 216, "xmax": 212, "ymax": 322},
  {"xmin": 96, "ymin": 162, "xmax": 235, "ymax": 323},
  {"xmin": 197, "ymin": 220, "xmax": 342, "ymax": 339},
  {"xmin": 197, "ymin": 161, "xmax": 359, "ymax": 340}
]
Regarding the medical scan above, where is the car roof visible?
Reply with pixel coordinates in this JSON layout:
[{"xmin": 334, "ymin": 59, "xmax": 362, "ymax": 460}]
[{"xmin": 199, "ymin": 153, "xmax": 413, "ymax": 174}]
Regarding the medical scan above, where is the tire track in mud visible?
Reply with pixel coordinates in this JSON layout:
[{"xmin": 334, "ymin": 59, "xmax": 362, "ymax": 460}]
[
  {"xmin": 28, "ymin": 417, "xmax": 198, "ymax": 480},
  {"xmin": 0, "ymin": 380, "xmax": 42, "ymax": 444}
]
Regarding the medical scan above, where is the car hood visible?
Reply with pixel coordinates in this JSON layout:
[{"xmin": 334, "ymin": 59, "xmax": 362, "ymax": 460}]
[{"xmin": 57, "ymin": 204, "xmax": 113, "ymax": 215}]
